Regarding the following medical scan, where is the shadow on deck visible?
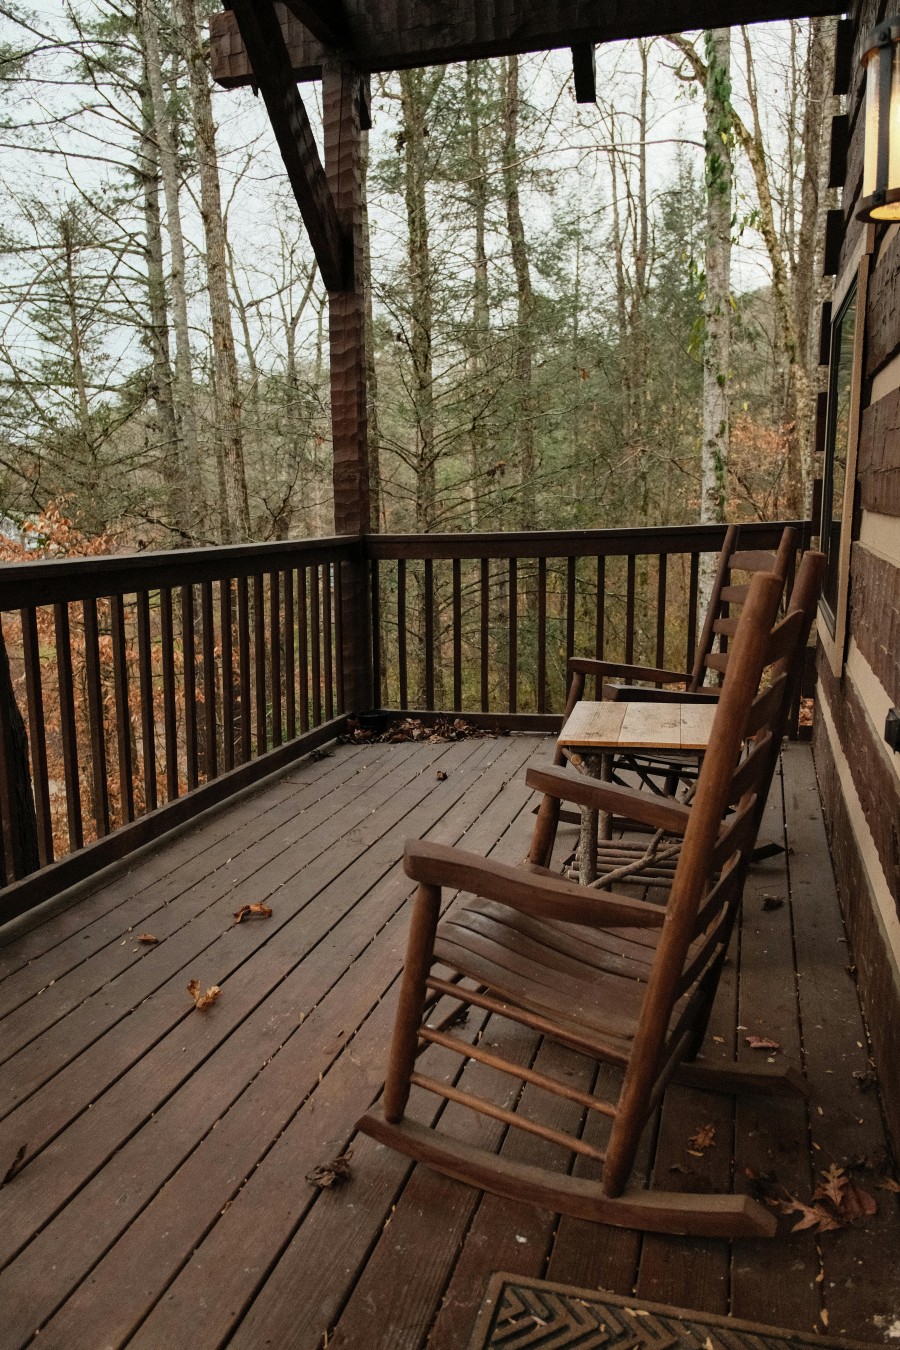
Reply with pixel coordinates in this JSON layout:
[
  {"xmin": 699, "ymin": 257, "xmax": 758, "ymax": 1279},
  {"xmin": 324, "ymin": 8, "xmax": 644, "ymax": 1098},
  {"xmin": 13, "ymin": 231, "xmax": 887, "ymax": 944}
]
[{"xmin": 0, "ymin": 735, "xmax": 897, "ymax": 1347}]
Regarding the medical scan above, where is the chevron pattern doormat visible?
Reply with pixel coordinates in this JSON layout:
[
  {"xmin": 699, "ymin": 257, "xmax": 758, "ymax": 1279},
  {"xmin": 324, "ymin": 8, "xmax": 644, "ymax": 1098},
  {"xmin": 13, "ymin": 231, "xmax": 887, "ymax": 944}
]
[{"xmin": 468, "ymin": 1273, "xmax": 874, "ymax": 1349}]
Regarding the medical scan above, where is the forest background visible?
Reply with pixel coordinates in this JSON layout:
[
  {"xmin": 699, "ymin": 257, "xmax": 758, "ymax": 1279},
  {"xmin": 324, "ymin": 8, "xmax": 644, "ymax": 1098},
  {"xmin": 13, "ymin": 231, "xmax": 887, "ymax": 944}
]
[{"xmin": 0, "ymin": 5, "xmax": 836, "ymax": 556}]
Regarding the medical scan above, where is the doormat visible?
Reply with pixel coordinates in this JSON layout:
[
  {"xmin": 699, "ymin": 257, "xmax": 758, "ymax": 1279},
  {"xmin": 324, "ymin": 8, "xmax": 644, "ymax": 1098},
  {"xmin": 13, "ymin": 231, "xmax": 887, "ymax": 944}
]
[{"xmin": 468, "ymin": 1273, "xmax": 874, "ymax": 1349}]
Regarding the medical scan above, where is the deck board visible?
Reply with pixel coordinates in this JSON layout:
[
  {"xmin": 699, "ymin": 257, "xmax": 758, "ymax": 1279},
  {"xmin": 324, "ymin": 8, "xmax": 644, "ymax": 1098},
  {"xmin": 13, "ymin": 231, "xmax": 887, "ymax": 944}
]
[{"xmin": 0, "ymin": 737, "xmax": 896, "ymax": 1348}]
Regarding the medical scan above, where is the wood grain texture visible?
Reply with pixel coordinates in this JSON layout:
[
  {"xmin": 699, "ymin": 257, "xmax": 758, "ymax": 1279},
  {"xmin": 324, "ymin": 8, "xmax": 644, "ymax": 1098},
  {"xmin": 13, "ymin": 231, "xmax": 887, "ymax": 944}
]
[
  {"xmin": 210, "ymin": 0, "xmax": 845, "ymax": 88},
  {"xmin": 858, "ymin": 384, "xmax": 900, "ymax": 516}
]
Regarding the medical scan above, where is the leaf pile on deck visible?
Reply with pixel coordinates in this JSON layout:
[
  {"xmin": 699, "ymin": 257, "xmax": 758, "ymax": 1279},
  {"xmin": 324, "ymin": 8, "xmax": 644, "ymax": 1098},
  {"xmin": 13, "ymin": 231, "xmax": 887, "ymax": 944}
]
[
  {"xmin": 746, "ymin": 1163, "xmax": 876, "ymax": 1233},
  {"xmin": 187, "ymin": 979, "xmax": 221, "ymax": 1010},
  {"xmin": 342, "ymin": 717, "xmax": 498, "ymax": 744},
  {"xmin": 305, "ymin": 1151, "xmax": 353, "ymax": 1189}
]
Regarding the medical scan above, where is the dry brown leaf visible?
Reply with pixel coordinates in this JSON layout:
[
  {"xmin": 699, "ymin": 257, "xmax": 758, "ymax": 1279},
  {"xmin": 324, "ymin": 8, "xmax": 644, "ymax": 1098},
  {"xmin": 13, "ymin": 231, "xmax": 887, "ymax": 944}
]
[
  {"xmin": 745, "ymin": 1035, "xmax": 780, "ymax": 1051},
  {"xmin": 187, "ymin": 979, "xmax": 221, "ymax": 1010},
  {"xmin": 878, "ymin": 1177, "xmax": 900, "ymax": 1193},
  {"xmin": 688, "ymin": 1123, "xmax": 716, "ymax": 1153},
  {"xmin": 233, "ymin": 902, "xmax": 273, "ymax": 925},
  {"xmin": 820, "ymin": 1310, "xmax": 829, "ymax": 1328},
  {"xmin": 306, "ymin": 1150, "xmax": 353, "ymax": 1189},
  {"xmin": 814, "ymin": 1163, "xmax": 847, "ymax": 1209},
  {"xmin": 784, "ymin": 1198, "xmax": 843, "ymax": 1233},
  {"xmin": 435, "ymin": 770, "xmax": 448, "ymax": 781},
  {"xmin": 136, "ymin": 934, "xmax": 158, "ymax": 944},
  {"xmin": 762, "ymin": 895, "xmax": 785, "ymax": 912},
  {"xmin": 1, "ymin": 1143, "xmax": 27, "ymax": 1187}
]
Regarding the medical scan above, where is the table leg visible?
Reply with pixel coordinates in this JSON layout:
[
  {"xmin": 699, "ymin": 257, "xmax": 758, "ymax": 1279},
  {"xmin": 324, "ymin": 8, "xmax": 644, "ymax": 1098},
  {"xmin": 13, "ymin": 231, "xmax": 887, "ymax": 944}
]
[{"xmin": 578, "ymin": 752, "xmax": 608, "ymax": 886}]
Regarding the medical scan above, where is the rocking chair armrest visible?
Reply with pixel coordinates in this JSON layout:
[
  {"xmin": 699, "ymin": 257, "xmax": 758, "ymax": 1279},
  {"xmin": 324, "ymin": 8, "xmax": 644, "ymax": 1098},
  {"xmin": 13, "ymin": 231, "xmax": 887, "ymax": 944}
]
[
  {"xmin": 403, "ymin": 840, "xmax": 667, "ymax": 929},
  {"xmin": 568, "ymin": 657, "xmax": 690, "ymax": 687},
  {"xmin": 525, "ymin": 765, "xmax": 691, "ymax": 836},
  {"xmin": 602, "ymin": 683, "xmax": 720, "ymax": 705}
]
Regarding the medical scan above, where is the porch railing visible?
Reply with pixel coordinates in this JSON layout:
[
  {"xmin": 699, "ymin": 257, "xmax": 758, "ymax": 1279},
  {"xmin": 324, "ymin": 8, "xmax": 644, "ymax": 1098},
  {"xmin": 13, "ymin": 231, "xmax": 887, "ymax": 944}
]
[{"xmin": 0, "ymin": 520, "xmax": 810, "ymax": 921}]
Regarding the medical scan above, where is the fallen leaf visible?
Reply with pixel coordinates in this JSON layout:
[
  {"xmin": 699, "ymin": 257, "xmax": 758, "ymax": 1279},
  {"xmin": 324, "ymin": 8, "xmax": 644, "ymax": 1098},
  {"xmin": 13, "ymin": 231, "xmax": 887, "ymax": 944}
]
[
  {"xmin": 814, "ymin": 1163, "xmax": 846, "ymax": 1209},
  {"xmin": 853, "ymin": 1068, "xmax": 878, "ymax": 1093},
  {"xmin": 136, "ymin": 934, "xmax": 158, "ymax": 944},
  {"xmin": 187, "ymin": 979, "xmax": 221, "ymax": 1010},
  {"xmin": 821, "ymin": 1310, "xmax": 829, "ymax": 1328},
  {"xmin": 688, "ymin": 1123, "xmax": 716, "ymax": 1152},
  {"xmin": 784, "ymin": 1198, "xmax": 843, "ymax": 1233},
  {"xmin": 746, "ymin": 1035, "xmax": 780, "ymax": 1051},
  {"xmin": 762, "ymin": 895, "xmax": 785, "ymax": 912},
  {"xmin": 306, "ymin": 1150, "xmax": 353, "ymax": 1188},
  {"xmin": 435, "ymin": 770, "xmax": 448, "ymax": 781},
  {"xmin": 878, "ymin": 1177, "xmax": 900, "ymax": 1193},
  {"xmin": 233, "ymin": 902, "xmax": 273, "ymax": 924}
]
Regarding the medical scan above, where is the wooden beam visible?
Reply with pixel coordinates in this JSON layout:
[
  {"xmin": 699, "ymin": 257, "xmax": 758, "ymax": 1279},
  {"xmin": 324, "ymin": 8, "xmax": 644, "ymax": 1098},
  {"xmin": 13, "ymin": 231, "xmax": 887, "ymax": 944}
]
[
  {"xmin": 212, "ymin": 0, "xmax": 845, "ymax": 89},
  {"xmin": 227, "ymin": 0, "xmax": 348, "ymax": 290},
  {"xmin": 278, "ymin": 0, "xmax": 350, "ymax": 47},
  {"xmin": 571, "ymin": 43, "xmax": 596, "ymax": 104}
]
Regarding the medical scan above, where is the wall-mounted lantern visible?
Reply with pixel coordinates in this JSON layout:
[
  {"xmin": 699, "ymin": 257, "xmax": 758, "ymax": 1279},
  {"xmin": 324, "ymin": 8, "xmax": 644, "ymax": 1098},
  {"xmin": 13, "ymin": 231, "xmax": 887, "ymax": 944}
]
[{"xmin": 859, "ymin": 20, "xmax": 900, "ymax": 221}]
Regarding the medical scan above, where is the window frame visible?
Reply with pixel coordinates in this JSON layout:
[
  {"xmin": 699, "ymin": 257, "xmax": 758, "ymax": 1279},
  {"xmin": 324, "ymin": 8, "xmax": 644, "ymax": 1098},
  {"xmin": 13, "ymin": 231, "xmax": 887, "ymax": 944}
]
[{"xmin": 818, "ymin": 251, "xmax": 869, "ymax": 679}]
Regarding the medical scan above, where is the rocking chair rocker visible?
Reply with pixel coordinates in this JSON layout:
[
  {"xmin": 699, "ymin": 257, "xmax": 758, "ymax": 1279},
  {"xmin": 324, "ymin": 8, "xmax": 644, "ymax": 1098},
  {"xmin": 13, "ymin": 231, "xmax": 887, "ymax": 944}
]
[{"xmin": 358, "ymin": 557, "xmax": 824, "ymax": 1240}]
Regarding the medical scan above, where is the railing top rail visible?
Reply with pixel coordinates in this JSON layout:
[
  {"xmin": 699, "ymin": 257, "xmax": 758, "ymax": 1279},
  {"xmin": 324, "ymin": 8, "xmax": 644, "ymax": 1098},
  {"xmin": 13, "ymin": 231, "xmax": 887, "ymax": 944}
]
[
  {"xmin": 0, "ymin": 535, "xmax": 362, "ymax": 610},
  {"xmin": 365, "ymin": 520, "xmax": 813, "ymax": 561}
]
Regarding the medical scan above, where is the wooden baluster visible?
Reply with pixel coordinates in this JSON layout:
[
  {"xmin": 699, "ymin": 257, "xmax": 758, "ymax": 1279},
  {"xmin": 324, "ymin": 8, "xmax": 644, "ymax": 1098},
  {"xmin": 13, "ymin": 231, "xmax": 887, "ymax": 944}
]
[
  {"xmin": 54, "ymin": 603, "xmax": 83, "ymax": 849},
  {"xmin": 566, "ymin": 557, "xmax": 576, "ymax": 664},
  {"xmin": 110, "ymin": 594, "xmax": 135, "ymax": 824},
  {"xmin": 270, "ymin": 571, "xmax": 282, "ymax": 747},
  {"xmin": 595, "ymin": 555, "xmax": 606, "ymax": 660},
  {"xmin": 508, "ymin": 557, "xmax": 517, "ymax": 715},
  {"xmin": 181, "ymin": 585, "xmax": 199, "ymax": 790},
  {"xmin": 283, "ymin": 569, "xmax": 295, "ymax": 739},
  {"xmin": 201, "ymin": 580, "xmax": 218, "ymax": 779},
  {"xmin": 160, "ymin": 588, "xmax": 179, "ymax": 799},
  {"xmin": 537, "ymin": 557, "xmax": 547, "ymax": 713},
  {"xmin": 253, "ymin": 574, "xmax": 266, "ymax": 753},
  {"xmin": 21, "ymin": 606, "xmax": 54, "ymax": 864},
  {"xmin": 424, "ymin": 558, "xmax": 434, "ymax": 710},
  {"xmin": 625, "ymin": 554, "xmax": 636, "ymax": 663},
  {"xmin": 237, "ymin": 575, "xmax": 252, "ymax": 763},
  {"xmin": 136, "ymin": 591, "xmax": 157, "ymax": 812},
  {"xmin": 397, "ymin": 559, "xmax": 407, "ymax": 711},
  {"xmin": 310, "ymin": 564, "xmax": 322, "ymax": 725},
  {"xmin": 687, "ymin": 553, "xmax": 700, "ymax": 670},
  {"xmin": 480, "ymin": 558, "xmax": 489, "ymax": 712},
  {"xmin": 0, "ymin": 616, "xmax": 31, "ymax": 878},
  {"xmin": 655, "ymin": 553, "xmax": 667, "ymax": 670},
  {"xmin": 220, "ymin": 579, "xmax": 235, "ymax": 772},
  {"xmin": 322, "ymin": 562, "xmax": 334, "ymax": 720},
  {"xmin": 371, "ymin": 559, "xmax": 382, "ymax": 709},
  {"xmin": 334, "ymin": 560, "xmax": 345, "ymax": 713},
  {"xmin": 452, "ymin": 557, "xmax": 462, "ymax": 711},
  {"xmin": 297, "ymin": 567, "xmax": 310, "ymax": 733},
  {"xmin": 82, "ymin": 598, "xmax": 111, "ymax": 837}
]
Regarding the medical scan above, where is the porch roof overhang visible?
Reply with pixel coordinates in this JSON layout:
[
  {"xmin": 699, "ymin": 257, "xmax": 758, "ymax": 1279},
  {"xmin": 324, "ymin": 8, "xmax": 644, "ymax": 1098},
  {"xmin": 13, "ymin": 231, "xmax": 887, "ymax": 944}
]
[{"xmin": 210, "ymin": 0, "xmax": 845, "ymax": 90}]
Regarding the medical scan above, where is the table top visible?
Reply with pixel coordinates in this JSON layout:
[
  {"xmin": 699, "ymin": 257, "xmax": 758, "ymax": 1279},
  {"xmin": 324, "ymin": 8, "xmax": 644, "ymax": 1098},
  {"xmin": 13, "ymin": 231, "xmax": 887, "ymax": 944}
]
[{"xmin": 557, "ymin": 699, "xmax": 717, "ymax": 753}]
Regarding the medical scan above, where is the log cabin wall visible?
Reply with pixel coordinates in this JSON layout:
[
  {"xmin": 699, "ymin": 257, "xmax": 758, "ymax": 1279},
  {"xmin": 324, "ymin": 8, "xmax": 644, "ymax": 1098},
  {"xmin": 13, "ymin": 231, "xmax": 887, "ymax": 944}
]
[{"xmin": 814, "ymin": 0, "xmax": 900, "ymax": 1143}]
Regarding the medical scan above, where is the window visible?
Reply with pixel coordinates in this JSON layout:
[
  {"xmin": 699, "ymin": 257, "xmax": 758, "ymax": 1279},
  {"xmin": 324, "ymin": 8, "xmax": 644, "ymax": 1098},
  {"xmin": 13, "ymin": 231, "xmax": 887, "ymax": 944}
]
[
  {"xmin": 818, "ymin": 254, "xmax": 868, "ymax": 678},
  {"xmin": 820, "ymin": 281, "xmax": 857, "ymax": 631}
]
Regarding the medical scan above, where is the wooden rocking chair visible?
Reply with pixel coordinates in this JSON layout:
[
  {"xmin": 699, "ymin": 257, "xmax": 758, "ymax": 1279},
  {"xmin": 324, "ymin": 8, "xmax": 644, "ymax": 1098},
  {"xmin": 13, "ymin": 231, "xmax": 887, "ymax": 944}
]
[
  {"xmin": 358, "ymin": 566, "xmax": 817, "ymax": 1239},
  {"xmin": 530, "ymin": 525, "xmax": 800, "ymax": 868},
  {"xmin": 533, "ymin": 550, "xmax": 825, "ymax": 891}
]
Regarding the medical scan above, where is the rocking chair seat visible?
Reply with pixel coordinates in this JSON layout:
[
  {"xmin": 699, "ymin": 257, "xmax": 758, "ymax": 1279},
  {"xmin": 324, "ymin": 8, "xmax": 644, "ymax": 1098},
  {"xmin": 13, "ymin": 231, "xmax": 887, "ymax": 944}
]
[{"xmin": 434, "ymin": 898, "xmax": 700, "ymax": 1064}]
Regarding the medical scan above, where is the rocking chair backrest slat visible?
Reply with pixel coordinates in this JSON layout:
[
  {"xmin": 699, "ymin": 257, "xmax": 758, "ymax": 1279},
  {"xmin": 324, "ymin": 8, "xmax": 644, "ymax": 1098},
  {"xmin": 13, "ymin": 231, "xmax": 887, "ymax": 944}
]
[{"xmin": 688, "ymin": 525, "xmax": 798, "ymax": 691}]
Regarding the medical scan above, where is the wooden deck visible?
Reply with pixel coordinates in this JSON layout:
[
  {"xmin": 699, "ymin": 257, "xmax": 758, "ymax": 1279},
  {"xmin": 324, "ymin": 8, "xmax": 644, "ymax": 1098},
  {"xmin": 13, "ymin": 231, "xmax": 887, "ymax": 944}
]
[{"xmin": 0, "ymin": 734, "xmax": 897, "ymax": 1348}]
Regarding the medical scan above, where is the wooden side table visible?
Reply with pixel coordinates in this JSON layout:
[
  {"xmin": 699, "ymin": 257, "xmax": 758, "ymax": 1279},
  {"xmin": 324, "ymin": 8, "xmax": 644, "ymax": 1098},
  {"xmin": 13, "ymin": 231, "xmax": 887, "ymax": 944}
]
[{"xmin": 557, "ymin": 700, "xmax": 718, "ymax": 883}]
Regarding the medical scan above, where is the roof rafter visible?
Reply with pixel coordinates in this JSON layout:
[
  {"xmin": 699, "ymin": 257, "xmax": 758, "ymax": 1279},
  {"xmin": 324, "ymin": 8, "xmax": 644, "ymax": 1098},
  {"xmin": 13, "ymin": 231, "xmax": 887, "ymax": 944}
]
[
  {"xmin": 211, "ymin": 0, "xmax": 844, "ymax": 89},
  {"xmin": 227, "ymin": 0, "xmax": 348, "ymax": 290},
  {"xmin": 278, "ymin": 0, "xmax": 351, "ymax": 49}
]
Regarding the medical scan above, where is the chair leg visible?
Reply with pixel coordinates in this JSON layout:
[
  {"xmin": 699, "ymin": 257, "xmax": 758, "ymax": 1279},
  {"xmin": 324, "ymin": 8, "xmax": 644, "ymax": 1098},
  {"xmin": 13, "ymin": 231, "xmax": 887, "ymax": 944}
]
[
  {"xmin": 528, "ymin": 671, "xmax": 584, "ymax": 868},
  {"xmin": 384, "ymin": 883, "xmax": 441, "ymax": 1123}
]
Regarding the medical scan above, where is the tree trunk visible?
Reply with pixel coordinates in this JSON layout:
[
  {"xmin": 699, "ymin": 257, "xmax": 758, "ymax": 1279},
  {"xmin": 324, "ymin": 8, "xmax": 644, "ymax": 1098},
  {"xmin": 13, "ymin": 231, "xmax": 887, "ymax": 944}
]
[
  {"xmin": 500, "ymin": 55, "xmax": 536, "ymax": 530},
  {"xmin": 138, "ymin": 65, "xmax": 180, "ymax": 506},
  {"xmin": 465, "ymin": 60, "xmax": 491, "ymax": 531},
  {"xmin": 178, "ymin": 0, "xmax": 251, "ymax": 541},
  {"xmin": 138, "ymin": 0, "xmax": 203, "ymax": 542},
  {"xmin": 700, "ymin": 28, "xmax": 732, "ymax": 614}
]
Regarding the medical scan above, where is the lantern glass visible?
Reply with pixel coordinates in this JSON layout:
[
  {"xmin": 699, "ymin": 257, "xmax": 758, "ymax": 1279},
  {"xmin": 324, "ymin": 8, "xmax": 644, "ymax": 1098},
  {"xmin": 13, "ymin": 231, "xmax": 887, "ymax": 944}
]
[
  {"xmin": 862, "ymin": 44, "xmax": 881, "ymax": 199},
  {"xmin": 860, "ymin": 24, "xmax": 900, "ymax": 221}
]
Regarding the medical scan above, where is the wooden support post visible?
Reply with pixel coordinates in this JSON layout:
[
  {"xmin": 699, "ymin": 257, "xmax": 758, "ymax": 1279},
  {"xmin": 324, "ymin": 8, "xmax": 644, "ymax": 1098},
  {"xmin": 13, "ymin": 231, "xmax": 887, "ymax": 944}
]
[
  {"xmin": 323, "ymin": 61, "xmax": 373, "ymax": 713},
  {"xmin": 571, "ymin": 43, "xmax": 596, "ymax": 102}
]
